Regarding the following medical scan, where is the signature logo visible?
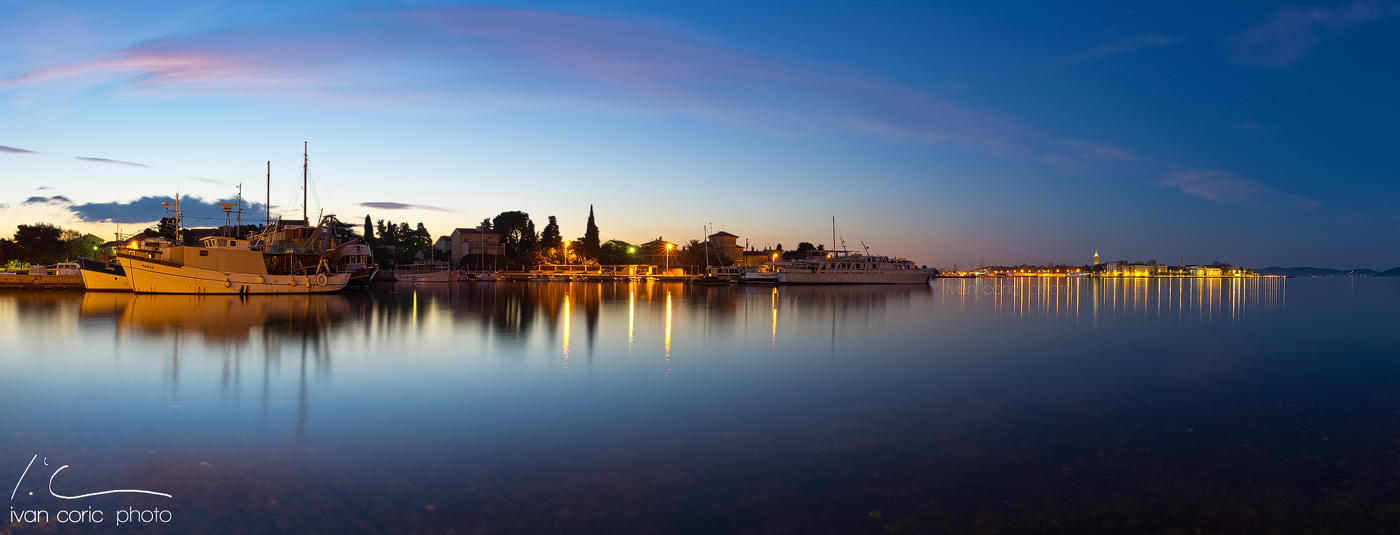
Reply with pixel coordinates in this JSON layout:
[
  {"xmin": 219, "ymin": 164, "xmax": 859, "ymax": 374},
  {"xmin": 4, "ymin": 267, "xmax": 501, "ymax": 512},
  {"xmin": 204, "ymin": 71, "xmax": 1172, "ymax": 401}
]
[{"xmin": 11, "ymin": 454, "xmax": 172, "ymax": 500}]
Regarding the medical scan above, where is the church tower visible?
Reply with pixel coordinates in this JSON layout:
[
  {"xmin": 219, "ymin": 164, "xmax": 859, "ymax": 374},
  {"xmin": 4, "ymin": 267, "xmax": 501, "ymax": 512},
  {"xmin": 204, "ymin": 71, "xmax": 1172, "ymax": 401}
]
[{"xmin": 1093, "ymin": 250, "xmax": 1100, "ymax": 266}]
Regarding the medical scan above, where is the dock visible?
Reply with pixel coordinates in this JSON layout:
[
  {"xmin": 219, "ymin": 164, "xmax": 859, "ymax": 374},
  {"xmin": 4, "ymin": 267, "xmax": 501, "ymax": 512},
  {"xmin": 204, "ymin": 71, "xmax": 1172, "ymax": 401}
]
[{"xmin": 0, "ymin": 275, "xmax": 85, "ymax": 291}]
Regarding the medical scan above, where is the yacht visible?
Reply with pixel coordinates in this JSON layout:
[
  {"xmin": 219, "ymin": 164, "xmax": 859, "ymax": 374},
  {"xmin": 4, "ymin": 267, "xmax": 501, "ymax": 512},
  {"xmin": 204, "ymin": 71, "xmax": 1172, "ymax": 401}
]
[
  {"xmin": 117, "ymin": 235, "xmax": 349, "ymax": 294},
  {"xmin": 777, "ymin": 255, "xmax": 931, "ymax": 285},
  {"xmin": 393, "ymin": 261, "xmax": 455, "ymax": 282}
]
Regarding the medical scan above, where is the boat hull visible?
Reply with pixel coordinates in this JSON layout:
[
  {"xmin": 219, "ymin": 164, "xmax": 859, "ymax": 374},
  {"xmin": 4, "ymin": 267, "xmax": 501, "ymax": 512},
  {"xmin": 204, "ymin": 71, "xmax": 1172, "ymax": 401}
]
[
  {"xmin": 393, "ymin": 271, "xmax": 454, "ymax": 282},
  {"xmin": 119, "ymin": 257, "xmax": 350, "ymax": 294},
  {"xmin": 80, "ymin": 268, "xmax": 131, "ymax": 291},
  {"xmin": 778, "ymin": 271, "xmax": 931, "ymax": 285}
]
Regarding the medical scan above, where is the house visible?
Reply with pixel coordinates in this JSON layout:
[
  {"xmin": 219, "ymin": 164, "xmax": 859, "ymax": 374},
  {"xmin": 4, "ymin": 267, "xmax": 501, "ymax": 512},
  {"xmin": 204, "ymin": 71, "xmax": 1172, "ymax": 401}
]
[
  {"xmin": 706, "ymin": 231, "xmax": 744, "ymax": 264},
  {"xmin": 637, "ymin": 237, "xmax": 679, "ymax": 266},
  {"xmin": 438, "ymin": 225, "xmax": 505, "ymax": 268}
]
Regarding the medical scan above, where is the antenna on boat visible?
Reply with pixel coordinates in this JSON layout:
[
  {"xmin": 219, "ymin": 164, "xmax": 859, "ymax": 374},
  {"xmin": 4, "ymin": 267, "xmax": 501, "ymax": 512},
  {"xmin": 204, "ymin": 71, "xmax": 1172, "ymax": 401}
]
[{"xmin": 236, "ymin": 183, "xmax": 243, "ymax": 232}]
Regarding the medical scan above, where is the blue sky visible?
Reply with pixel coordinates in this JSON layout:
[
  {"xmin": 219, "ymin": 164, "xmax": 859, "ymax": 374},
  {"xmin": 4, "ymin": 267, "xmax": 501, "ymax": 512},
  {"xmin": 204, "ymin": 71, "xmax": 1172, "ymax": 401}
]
[{"xmin": 2, "ymin": 1, "xmax": 1397, "ymax": 268}]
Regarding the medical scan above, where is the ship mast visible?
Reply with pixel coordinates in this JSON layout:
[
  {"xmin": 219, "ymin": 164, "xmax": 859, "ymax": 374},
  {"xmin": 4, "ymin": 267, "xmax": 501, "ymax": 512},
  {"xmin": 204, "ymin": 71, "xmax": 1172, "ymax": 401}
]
[
  {"xmin": 302, "ymin": 141, "xmax": 308, "ymax": 224},
  {"xmin": 266, "ymin": 161, "xmax": 271, "ymax": 227}
]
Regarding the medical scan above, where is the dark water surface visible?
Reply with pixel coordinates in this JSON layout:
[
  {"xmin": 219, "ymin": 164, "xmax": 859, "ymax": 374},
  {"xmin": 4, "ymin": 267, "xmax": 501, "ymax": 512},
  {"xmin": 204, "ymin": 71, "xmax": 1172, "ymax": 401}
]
[{"xmin": 2, "ymin": 278, "xmax": 1398, "ymax": 533}]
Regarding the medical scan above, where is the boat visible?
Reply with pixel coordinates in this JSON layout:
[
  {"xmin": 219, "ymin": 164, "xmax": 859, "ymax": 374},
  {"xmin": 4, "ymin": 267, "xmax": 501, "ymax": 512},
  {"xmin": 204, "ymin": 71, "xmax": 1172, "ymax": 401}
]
[
  {"xmin": 77, "ymin": 258, "xmax": 130, "ymax": 291},
  {"xmin": 474, "ymin": 272, "xmax": 501, "ymax": 281},
  {"xmin": 330, "ymin": 242, "xmax": 378, "ymax": 285},
  {"xmin": 117, "ymin": 235, "xmax": 349, "ymax": 294},
  {"xmin": 777, "ymin": 255, "xmax": 931, "ymax": 285},
  {"xmin": 393, "ymin": 261, "xmax": 454, "ymax": 282},
  {"xmin": 29, "ymin": 262, "xmax": 80, "ymax": 276}
]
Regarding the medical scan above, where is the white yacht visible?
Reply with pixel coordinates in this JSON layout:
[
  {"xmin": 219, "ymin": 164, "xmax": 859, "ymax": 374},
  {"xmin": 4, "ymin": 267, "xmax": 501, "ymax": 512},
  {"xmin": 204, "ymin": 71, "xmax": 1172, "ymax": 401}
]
[
  {"xmin": 393, "ymin": 261, "xmax": 455, "ymax": 282},
  {"xmin": 777, "ymin": 255, "xmax": 931, "ymax": 285},
  {"xmin": 117, "ymin": 236, "xmax": 349, "ymax": 294}
]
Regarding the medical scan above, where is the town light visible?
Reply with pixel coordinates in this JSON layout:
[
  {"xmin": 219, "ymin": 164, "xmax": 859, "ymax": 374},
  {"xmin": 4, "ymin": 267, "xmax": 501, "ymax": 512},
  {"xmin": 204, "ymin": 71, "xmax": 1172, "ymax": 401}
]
[
  {"xmin": 666, "ymin": 243, "xmax": 674, "ymax": 250},
  {"xmin": 627, "ymin": 247, "xmax": 636, "ymax": 254}
]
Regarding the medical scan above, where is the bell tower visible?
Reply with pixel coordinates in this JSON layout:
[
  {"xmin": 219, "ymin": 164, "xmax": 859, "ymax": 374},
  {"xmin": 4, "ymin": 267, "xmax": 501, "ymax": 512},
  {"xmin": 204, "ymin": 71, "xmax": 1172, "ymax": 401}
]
[{"xmin": 1093, "ymin": 250, "xmax": 1100, "ymax": 266}]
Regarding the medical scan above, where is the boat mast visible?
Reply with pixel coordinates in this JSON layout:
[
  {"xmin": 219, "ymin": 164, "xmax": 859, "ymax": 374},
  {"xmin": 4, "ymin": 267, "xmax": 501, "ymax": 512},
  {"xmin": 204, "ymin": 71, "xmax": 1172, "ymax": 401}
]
[
  {"xmin": 266, "ymin": 161, "xmax": 271, "ymax": 227},
  {"xmin": 831, "ymin": 216, "xmax": 836, "ymax": 255},
  {"xmin": 302, "ymin": 141, "xmax": 308, "ymax": 224}
]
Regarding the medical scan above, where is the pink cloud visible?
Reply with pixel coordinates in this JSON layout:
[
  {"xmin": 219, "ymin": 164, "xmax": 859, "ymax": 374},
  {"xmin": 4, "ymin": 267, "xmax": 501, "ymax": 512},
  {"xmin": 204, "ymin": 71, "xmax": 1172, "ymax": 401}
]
[{"xmin": 1159, "ymin": 169, "xmax": 1316, "ymax": 208}]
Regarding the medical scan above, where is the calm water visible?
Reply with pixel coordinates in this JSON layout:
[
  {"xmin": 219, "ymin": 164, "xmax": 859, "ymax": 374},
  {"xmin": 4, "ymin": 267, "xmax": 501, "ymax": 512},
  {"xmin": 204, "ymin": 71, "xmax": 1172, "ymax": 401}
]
[{"xmin": 2, "ymin": 278, "xmax": 1398, "ymax": 533}]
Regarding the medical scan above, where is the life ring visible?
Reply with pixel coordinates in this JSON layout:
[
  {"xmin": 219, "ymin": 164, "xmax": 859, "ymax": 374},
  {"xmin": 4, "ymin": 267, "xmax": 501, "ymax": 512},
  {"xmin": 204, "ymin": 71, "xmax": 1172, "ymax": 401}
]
[
  {"xmin": 315, "ymin": 273, "xmax": 328, "ymax": 287},
  {"xmin": 223, "ymin": 277, "xmax": 232, "ymax": 288}
]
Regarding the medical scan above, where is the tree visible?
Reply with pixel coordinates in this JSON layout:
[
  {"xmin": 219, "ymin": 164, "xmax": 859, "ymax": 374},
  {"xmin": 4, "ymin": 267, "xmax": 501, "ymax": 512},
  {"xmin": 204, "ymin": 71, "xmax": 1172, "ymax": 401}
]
[
  {"xmin": 679, "ymin": 239, "xmax": 707, "ymax": 270},
  {"xmin": 65, "ymin": 234, "xmax": 104, "ymax": 259},
  {"xmin": 492, "ymin": 211, "xmax": 538, "ymax": 268},
  {"xmin": 479, "ymin": 218, "xmax": 491, "ymax": 230},
  {"xmin": 599, "ymin": 240, "xmax": 635, "ymax": 265},
  {"xmin": 540, "ymin": 215, "xmax": 562, "ymax": 258},
  {"xmin": 363, "ymin": 215, "xmax": 374, "ymax": 245},
  {"xmin": 581, "ymin": 205, "xmax": 600, "ymax": 260},
  {"xmin": 784, "ymin": 241, "xmax": 817, "ymax": 260},
  {"xmin": 14, "ymin": 223, "xmax": 64, "ymax": 263}
]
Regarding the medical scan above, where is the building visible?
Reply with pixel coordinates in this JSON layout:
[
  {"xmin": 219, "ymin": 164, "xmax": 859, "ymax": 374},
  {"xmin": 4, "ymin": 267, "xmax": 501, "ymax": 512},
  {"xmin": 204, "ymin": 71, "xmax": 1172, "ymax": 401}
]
[
  {"xmin": 1093, "ymin": 250, "xmax": 1100, "ymax": 266},
  {"xmin": 637, "ymin": 237, "xmax": 677, "ymax": 265},
  {"xmin": 706, "ymin": 231, "xmax": 744, "ymax": 264},
  {"xmin": 437, "ymin": 225, "xmax": 505, "ymax": 268}
]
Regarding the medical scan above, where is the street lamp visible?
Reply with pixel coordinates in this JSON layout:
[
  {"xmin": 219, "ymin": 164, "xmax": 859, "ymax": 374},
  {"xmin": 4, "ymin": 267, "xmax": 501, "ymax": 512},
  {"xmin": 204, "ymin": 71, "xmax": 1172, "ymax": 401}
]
[{"xmin": 665, "ymin": 242, "xmax": 674, "ymax": 273}]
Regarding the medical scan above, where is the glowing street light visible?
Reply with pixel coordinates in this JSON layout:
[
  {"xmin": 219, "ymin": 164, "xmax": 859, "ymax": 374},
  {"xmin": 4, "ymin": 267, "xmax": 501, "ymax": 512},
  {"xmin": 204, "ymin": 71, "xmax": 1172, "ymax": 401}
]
[{"xmin": 665, "ymin": 242, "xmax": 674, "ymax": 272}]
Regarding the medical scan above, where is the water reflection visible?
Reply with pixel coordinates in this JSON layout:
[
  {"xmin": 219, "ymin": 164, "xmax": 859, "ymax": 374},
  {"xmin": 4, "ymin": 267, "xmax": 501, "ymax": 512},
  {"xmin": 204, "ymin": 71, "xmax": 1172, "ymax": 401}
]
[{"xmin": 4, "ymin": 277, "xmax": 1362, "ymax": 534}]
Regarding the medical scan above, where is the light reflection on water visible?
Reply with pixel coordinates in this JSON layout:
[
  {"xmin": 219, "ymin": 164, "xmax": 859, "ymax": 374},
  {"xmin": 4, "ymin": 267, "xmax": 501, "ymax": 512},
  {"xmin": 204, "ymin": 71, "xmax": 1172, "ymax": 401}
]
[{"xmin": 2, "ymin": 278, "xmax": 1398, "ymax": 533}]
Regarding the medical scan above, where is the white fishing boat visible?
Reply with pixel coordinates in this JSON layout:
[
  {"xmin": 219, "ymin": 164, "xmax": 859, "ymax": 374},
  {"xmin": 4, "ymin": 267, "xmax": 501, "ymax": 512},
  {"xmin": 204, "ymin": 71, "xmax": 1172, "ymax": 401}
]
[
  {"xmin": 777, "ymin": 255, "xmax": 931, "ymax": 285},
  {"xmin": 393, "ymin": 261, "xmax": 454, "ymax": 282},
  {"xmin": 118, "ymin": 235, "xmax": 349, "ymax": 294}
]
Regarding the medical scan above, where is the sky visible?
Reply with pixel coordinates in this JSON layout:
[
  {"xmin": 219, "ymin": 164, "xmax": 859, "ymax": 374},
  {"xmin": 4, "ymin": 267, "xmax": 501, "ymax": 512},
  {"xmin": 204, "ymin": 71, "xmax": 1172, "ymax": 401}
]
[{"xmin": 1, "ymin": 1, "xmax": 1398, "ymax": 269}]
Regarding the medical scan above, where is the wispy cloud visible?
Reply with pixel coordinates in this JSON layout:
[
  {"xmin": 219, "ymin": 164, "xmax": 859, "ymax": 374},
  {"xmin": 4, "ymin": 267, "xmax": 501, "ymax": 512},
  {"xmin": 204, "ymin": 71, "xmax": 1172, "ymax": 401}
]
[
  {"xmin": 1065, "ymin": 34, "xmax": 1181, "ymax": 65},
  {"xmin": 1159, "ymin": 169, "xmax": 1316, "ymax": 208},
  {"xmin": 68, "ymin": 195, "xmax": 268, "ymax": 224},
  {"xmin": 21, "ymin": 195, "xmax": 72, "ymax": 206},
  {"xmin": 1230, "ymin": 1, "xmax": 1399, "ymax": 67},
  {"xmin": 359, "ymin": 201, "xmax": 454, "ymax": 212},
  {"xmin": 74, "ymin": 156, "xmax": 152, "ymax": 168},
  {"xmin": 1, "ymin": 144, "xmax": 39, "ymax": 154},
  {"xmin": 1064, "ymin": 140, "xmax": 1138, "ymax": 162},
  {"xmin": 1, "ymin": 7, "xmax": 1034, "ymax": 155}
]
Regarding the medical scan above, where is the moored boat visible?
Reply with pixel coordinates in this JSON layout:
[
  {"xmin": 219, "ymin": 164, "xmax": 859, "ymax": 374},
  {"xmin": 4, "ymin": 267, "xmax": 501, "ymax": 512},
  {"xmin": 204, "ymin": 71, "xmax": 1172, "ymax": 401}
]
[
  {"xmin": 393, "ymin": 261, "xmax": 454, "ymax": 282},
  {"xmin": 118, "ymin": 235, "xmax": 349, "ymax": 294},
  {"xmin": 78, "ymin": 258, "xmax": 130, "ymax": 291},
  {"xmin": 777, "ymin": 255, "xmax": 931, "ymax": 285}
]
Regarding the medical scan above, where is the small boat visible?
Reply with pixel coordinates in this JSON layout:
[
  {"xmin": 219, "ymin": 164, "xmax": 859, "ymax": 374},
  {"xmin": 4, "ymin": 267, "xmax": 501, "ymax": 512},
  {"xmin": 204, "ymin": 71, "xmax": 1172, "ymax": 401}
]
[
  {"xmin": 78, "ymin": 258, "xmax": 130, "ymax": 291},
  {"xmin": 29, "ymin": 262, "xmax": 81, "ymax": 276},
  {"xmin": 330, "ymin": 242, "xmax": 378, "ymax": 285},
  {"xmin": 393, "ymin": 261, "xmax": 454, "ymax": 282},
  {"xmin": 474, "ymin": 272, "xmax": 501, "ymax": 282}
]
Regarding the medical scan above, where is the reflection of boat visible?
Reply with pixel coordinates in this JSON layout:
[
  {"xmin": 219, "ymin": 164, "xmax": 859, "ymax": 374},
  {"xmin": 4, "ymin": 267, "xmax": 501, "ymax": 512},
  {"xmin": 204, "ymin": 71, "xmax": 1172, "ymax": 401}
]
[
  {"xmin": 778, "ymin": 255, "xmax": 931, "ymax": 285},
  {"xmin": 79, "ymin": 291, "xmax": 135, "ymax": 317},
  {"xmin": 393, "ymin": 261, "xmax": 454, "ymax": 282},
  {"xmin": 78, "ymin": 258, "xmax": 130, "ymax": 291},
  {"xmin": 119, "ymin": 293, "xmax": 351, "ymax": 341},
  {"xmin": 118, "ymin": 235, "xmax": 350, "ymax": 294}
]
